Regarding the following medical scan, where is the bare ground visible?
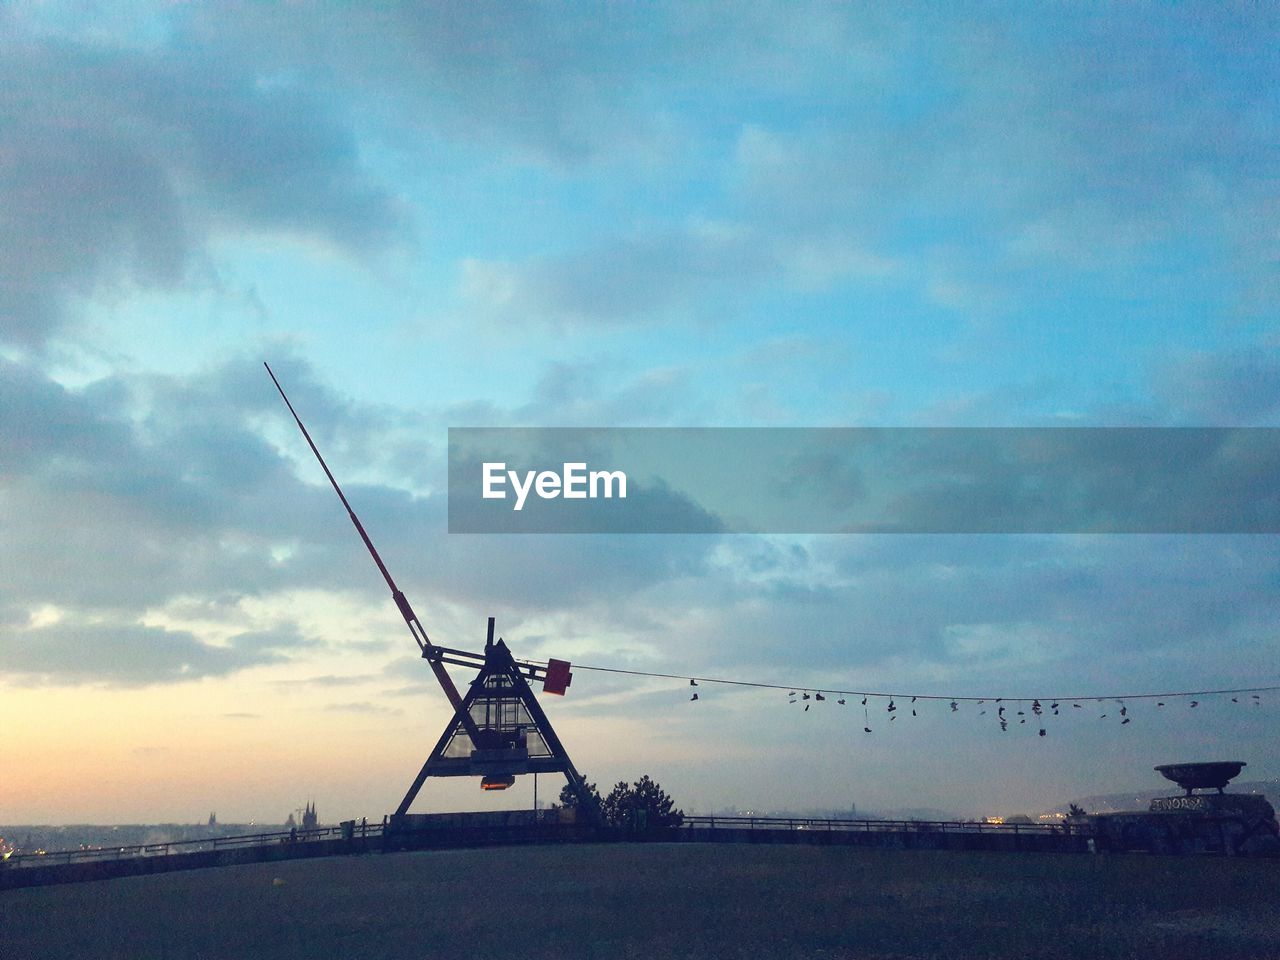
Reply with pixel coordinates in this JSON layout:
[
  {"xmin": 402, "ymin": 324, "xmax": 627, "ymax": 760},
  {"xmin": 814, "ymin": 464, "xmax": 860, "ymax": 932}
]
[{"xmin": 2, "ymin": 843, "xmax": 1278, "ymax": 959}]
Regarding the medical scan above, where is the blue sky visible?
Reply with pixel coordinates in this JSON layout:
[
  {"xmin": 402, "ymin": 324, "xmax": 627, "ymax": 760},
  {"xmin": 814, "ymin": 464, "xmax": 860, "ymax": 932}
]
[{"xmin": 1, "ymin": 2, "xmax": 1278, "ymax": 823}]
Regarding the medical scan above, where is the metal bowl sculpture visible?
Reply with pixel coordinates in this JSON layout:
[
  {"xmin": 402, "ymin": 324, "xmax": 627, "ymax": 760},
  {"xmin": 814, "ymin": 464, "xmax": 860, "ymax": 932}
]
[{"xmin": 1155, "ymin": 761, "xmax": 1246, "ymax": 795}]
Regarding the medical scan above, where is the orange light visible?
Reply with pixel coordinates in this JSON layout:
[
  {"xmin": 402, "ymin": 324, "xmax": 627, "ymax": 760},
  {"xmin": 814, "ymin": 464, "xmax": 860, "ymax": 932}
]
[{"xmin": 481, "ymin": 774, "xmax": 516, "ymax": 791}]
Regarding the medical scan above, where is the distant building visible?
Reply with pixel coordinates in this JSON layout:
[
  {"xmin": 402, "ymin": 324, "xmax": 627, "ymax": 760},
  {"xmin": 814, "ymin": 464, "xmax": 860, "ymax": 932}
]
[
  {"xmin": 285, "ymin": 802, "xmax": 319, "ymax": 831},
  {"xmin": 207, "ymin": 812, "xmax": 217, "ymax": 827}
]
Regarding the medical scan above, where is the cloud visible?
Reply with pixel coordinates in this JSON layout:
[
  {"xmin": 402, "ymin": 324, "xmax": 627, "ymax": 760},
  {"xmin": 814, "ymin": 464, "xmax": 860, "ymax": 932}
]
[
  {"xmin": 0, "ymin": 618, "xmax": 296, "ymax": 687},
  {"xmin": 0, "ymin": 352, "xmax": 451, "ymax": 615},
  {"xmin": 613, "ymin": 533, "xmax": 1280, "ymax": 698},
  {"xmin": 181, "ymin": 1, "xmax": 705, "ymax": 166},
  {"xmin": 2, "ymin": 4, "xmax": 1278, "ymax": 821},
  {"xmin": 435, "ymin": 2, "xmax": 1277, "ymax": 337},
  {"xmin": 274, "ymin": 674, "xmax": 380, "ymax": 689},
  {"xmin": 855, "ymin": 429, "xmax": 1280, "ymax": 534},
  {"xmin": 322, "ymin": 701, "xmax": 402, "ymax": 717},
  {"xmin": 459, "ymin": 217, "xmax": 901, "ymax": 329},
  {"xmin": 5, "ymin": 344, "xmax": 1279, "ymax": 702},
  {"xmin": 724, "ymin": 8, "xmax": 1280, "ymax": 331},
  {"xmin": 1154, "ymin": 348, "xmax": 1280, "ymax": 425},
  {"xmin": 459, "ymin": 221, "xmax": 769, "ymax": 327},
  {"xmin": 0, "ymin": 357, "xmax": 136, "ymax": 474},
  {"xmin": 0, "ymin": 32, "xmax": 407, "ymax": 348},
  {"xmin": 0, "ymin": 353, "xmax": 727, "ymax": 684},
  {"xmin": 1, "ymin": 359, "xmax": 300, "ymax": 612},
  {"xmin": 226, "ymin": 625, "xmax": 317, "ymax": 655},
  {"xmin": 10, "ymin": 345, "xmax": 1280, "ymax": 701}
]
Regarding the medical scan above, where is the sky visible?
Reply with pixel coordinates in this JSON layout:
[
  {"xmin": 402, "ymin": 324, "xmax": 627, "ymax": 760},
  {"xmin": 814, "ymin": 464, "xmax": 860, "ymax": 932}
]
[{"xmin": 2, "ymin": 1, "xmax": 1278, "ymax": 825}]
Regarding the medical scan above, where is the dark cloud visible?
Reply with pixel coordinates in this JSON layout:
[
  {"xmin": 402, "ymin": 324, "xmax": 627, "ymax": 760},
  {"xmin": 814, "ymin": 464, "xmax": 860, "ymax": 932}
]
[
  {"xmin": 812, "ymin": 535, "xmax": 1280, "ymax": 684},
  {"xmin": 865, "ymin": 429, "xmax": 1280, "ymax": 534},
  {"xmin": 1154, "ymin": 348, "xmax": 1280, "ymax": 425},
  {"xmin": 730, "ymin": 9, "xmax": 1279, "ymax": 249},
  {"xmin": 0, "ymin": 360, "xmax": 304, "ymax": 611},
  {"xmin": 0, "ymin": 619, "xmax": 293, "ymax": 687},
  {"xmin": 5, "ymin": 348, "xmax": 1279, "ymax": 703},
  {"xmin": 0, "ymin": 358, "xmax": 136, "ymax": 473},
  {"xmin": 183, "ymin": 1, "xmax": 704, "ymax": 164},
  {"xmin": 566, "ymin": 533, "xmax": 1280, "ymax": 711},
  {"xmin": 1, "ymin": 3, "xmax": 1277, "ymax": 813},
  {"xmin": 436, "ymin": 3, "xmax": 1278, "ymax": 331},
  {"xmin": 0, "ymin": 353, "xmax": 449, "ymax": 617},
  {"xmin": 2, "ymin": 348, "xmax": 1278, "ymax": 787},
  {"xmin": 8, "ymin": 3, "xmax": 1273, "ymax": 351},
  {"xmin": 227, "ymin": 625, "xmax": 316, "ymax": 654},
  {"xmin": 0, "ymin": 34, "xmax": 407, "ymax": 347},
  {"xmin": 0, "ymin": 354, "xmax": 724, "ymax": 682}
]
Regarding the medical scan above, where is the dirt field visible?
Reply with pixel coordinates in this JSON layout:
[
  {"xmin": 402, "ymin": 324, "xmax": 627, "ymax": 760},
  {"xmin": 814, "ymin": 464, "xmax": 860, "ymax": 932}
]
[{"xmin": 3, "ymin": 843, "xmax": 1278, "ymax": 959}]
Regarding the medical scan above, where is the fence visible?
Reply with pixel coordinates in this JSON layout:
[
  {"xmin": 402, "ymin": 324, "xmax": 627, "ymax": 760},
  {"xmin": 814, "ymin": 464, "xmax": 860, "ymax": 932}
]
[
  {"xmin": 4, "ymin": 822, "xmax": 382, "ymax": 870},
  {"xmin": 1, "ymin": 814, "xmax": 1092, "ymax": 889}
]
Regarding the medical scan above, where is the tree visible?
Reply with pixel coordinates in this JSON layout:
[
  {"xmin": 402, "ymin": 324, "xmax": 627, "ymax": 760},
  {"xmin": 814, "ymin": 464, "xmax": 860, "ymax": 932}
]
[
  {"xmin": 602, "ymin": 781, "xmax": 632, "ymax": 826},
  {"xmin": 1067, "ymin": 803, "xmax": 1088, "ymax": 818},
  {"xmin": 601, "ymin": 775, "xmax": 684, "ymax": 829},
  {"xmin": 558, "ymin": 776, "xmax": 600, "ymax": 810}
]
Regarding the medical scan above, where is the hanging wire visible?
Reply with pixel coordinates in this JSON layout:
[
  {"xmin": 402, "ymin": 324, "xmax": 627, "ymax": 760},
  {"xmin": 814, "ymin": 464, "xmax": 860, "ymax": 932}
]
[{"xmin": 569, "ymin": 661, "xmax": 1280, "ymax": 704}]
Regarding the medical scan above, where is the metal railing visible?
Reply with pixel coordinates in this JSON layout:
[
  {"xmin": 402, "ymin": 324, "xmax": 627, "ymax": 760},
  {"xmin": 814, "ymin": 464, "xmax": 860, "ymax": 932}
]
[
  {"xmin": 681, "ymin": 815, "xmax": 1084, "ymax": 836},
  {"xmin": 4, "ymin": 822, "xmax": 385, "ymax": 869},
  {"xmin": 2, "ymin": 814, "xmax": 1087, "ymax": 870}
]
